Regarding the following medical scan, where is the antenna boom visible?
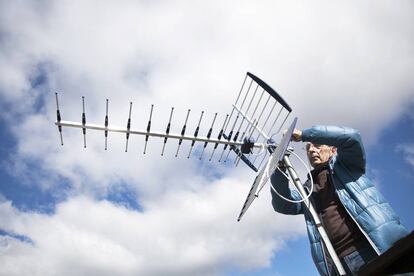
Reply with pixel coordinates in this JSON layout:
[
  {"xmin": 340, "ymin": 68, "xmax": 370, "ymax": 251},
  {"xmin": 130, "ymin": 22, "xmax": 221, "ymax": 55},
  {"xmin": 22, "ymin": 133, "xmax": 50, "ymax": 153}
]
[{"xmin": 55, "ymin": 120, "xmax": 267, "ymax": 149}]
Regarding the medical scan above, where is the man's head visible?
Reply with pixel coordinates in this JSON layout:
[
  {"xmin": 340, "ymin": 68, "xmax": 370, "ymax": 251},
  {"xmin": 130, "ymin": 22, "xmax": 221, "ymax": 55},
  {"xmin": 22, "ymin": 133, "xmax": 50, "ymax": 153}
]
[{"xmin": 306, "ymin": 143, "xmax": 337, "ymax": 168}]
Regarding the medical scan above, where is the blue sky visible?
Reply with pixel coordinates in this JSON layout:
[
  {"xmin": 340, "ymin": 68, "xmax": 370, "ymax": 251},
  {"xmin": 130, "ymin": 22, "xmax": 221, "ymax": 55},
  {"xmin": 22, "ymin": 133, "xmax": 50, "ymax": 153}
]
[{"xmin": 1, "ymin": 1, "xmax": 413, "ymax": 275}]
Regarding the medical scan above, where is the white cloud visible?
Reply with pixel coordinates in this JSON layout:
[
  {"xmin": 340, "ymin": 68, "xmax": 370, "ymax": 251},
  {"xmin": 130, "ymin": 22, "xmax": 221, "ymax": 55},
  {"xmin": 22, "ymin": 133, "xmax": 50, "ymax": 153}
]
[
  {"xmin": 1, "ymin": 0, "xmax": 414, "ymax": 275},
  {"xmin": 396, "ymin": 143, "xmax": 414, "ymax": 168},
  {"xmin": 0, "ymin": 178, "xmax": 304, "ymax": 276}
]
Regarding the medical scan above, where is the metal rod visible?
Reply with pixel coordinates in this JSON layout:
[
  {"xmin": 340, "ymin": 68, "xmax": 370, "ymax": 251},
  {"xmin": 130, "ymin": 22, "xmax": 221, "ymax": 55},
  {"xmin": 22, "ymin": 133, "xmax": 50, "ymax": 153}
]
[
  {"xmin": 187, "ymin": 111, "xmax": 204, "ymax": 158},
  {"xmin": 143, "ymin": 104, "xmax": 154, "ymax": 154},
  {"xmin": 55, "ymin": 120, "xmax": 268, "ymax": 148},
  {"xmin": 257, "ymin": 148, "xmax": 269, "ymax": 169},
  {"xmin": 231, "ymin": 104, "xmax": 270, "ymax": 141},
  {"xmin": 239, "ymin": 89, "xmax": 265, "ymax": 142},
  {"xmin": 235, "ymin": 74, "xmax": 248, "ymax": 107},
  {"xmin": 55, "ymin": 93, "xmax": 63, "ymax": 145},
  {"xmin": 275, "ymin": 112, "xmax": 291, "ymax": 135},
  {"xmin": 105, "ymin": 99, "xmax": 109, "ymax": 150},
  {"xmin": 175, "ymin": 109, "xmax": 191, "ymax": 157},
  {"xmin": 225, "ymin": 74, "xmax": 248, "ymax": 128},
  {"xmin": 125, "ymin": 102, "xmax": 132, "ymax": 152},
  {"xmin": 200, "ymin": 112, "xmax": 217, "ymax": 160},
  {"xmin": 218, "ymin": 113, "xmax": 238, "ymax": 162},
  {"xmin": 219, "ymin": 74, "xmax": 249, "ymax": 151},
  {"xmin": 254, "ymin": 101, "xmax": 278, "ymax": 142},
  {"xmin": 251, "ymin": 100, "xmax": 279, "ymax": 167},
  {"xmin": 219, "ymin": 78, "xmax": 253, "ymax": 163},
  {"xmin": 252, "ymin": 95, "xmax": 271, "ymax": 141},
  {"xmin": 266, "ymin": 105, "xmax": 283, "ymax": 136},
  {"xmin": 161, "ymin": 107, "xmax": 174, "ymax": 156},
  {"xmin": 238, "ymin": 83, "xmax": 258, "ymax": 126},
  {"xmin": 82, "ymin": 96, "xmax": 86, "ymax": 148},
  {"xmin": 225, "ymin": 84, "xmax": 258, "ymax": 161},
  {"xmin": 256, "ymin": 112, "xmax": 292, "ymax": 169},
  {"xmin": 223, "ymin": 84, "xmax": 259, "ymax": 163},
  {"xmin": 238, "ymin": 79, "xmax": 254, "ymax": 112},
  {"xmin": 222, "ymin": 79, "xmax": 254, "ymax": 153},
  {"xmin": 209, "ymin": 114, "xmax": 229, "ymax": 161}
]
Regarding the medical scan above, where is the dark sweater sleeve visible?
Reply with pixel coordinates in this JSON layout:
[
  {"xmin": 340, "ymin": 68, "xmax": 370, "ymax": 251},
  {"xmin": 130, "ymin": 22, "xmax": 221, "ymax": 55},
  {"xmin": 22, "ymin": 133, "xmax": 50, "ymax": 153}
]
[
  {"xmin": 270, "ymin": 169, "xmax": 303, "ymax": 215},
  {"xmin": 301, "ymin": 125, "xmax": 366, "ymax": 172}
]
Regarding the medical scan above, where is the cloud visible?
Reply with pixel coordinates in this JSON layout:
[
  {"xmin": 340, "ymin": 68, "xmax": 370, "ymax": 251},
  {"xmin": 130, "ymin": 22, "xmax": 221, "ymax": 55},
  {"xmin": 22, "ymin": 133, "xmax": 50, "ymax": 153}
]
[
  {"xmin": 396, "ymin": 143, "xmax": 414, "ymax": 169},
  {"xmin": 0, "ymin": 178, "xmax": 304, "ymax": 276},
  {"xmin": 0, "ymin": 0, "xmax": 414, "ymax": 275}
]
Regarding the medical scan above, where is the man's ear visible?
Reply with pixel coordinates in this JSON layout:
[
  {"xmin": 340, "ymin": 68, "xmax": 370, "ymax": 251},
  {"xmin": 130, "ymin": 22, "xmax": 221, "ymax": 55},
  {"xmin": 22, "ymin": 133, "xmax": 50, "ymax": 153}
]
[{"xmin": 331, "ymin": 147, "xmax": 337, "ymax": 155}]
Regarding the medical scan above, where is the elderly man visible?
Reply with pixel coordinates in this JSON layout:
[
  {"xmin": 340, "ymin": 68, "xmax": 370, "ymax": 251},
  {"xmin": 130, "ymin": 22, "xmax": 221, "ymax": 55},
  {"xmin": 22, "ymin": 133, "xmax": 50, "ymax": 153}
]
[{"xmin": 271, "ymin": 125, "xmax": 409, "ymax": 275}]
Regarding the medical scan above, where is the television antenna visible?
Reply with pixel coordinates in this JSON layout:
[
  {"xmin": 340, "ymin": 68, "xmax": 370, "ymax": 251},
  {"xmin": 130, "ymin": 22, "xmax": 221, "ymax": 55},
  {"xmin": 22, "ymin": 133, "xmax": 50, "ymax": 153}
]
[{"xmin": 54, "ymin": 72, "xmax": 345, "ymax": 275}]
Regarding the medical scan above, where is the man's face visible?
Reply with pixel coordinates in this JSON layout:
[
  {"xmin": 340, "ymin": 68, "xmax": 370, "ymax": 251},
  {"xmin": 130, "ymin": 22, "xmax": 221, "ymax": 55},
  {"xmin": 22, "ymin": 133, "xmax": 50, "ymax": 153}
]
[{"xmin": 306, "ymin": 143, "xmax": 336, "ymax": 168}]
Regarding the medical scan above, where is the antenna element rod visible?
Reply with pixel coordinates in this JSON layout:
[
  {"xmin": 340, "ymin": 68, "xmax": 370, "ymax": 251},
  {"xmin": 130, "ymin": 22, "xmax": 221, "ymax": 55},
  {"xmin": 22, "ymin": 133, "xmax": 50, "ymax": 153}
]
[
  {"xmin": 55, "ymin": 93, "xmax": 64, "ymax": 145},
  {"xmin": 161, "ymin": 107, "xmax": 174, "ymax": 156},
  {"xmin": 105, "ymin": 99, "xmax": 109, "ymax": 150},
  {"xmin": 125, "ymin": 102, "xmax": 132, "ymax": 152},
  {"xmin": 82, "ymin": 96, "xmax": 86, "ymax": 148},
  {"xmin": 187, "ymin": 111, "xmax": 204, "ymax": 158},
  {"xmin": 143, "ymin": 104, "xmax": 154, "ymax": 154}
]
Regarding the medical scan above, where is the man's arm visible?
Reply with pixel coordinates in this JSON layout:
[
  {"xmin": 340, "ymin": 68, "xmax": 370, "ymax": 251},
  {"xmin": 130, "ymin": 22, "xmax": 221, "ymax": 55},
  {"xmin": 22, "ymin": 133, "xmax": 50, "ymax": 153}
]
[
  {"xmin": 300, "ymin": 125, "xmax": 366, "ymax": 172},
  {"xmin": 270, "ymin": 168, "xmax": 303, "ymax": 215}
]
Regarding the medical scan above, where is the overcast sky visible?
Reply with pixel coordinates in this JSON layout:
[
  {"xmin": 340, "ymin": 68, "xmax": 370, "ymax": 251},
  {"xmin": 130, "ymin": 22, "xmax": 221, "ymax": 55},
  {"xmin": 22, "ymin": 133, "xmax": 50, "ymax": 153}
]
[{"xmin": 1, "ymin": 1, "xmax": 413, "ymax": 275}]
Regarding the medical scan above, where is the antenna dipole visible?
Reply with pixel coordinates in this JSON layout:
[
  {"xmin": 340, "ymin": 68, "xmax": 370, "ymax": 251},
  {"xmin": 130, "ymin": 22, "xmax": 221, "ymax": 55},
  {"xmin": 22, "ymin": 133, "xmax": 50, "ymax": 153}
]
[
  {"xmin": 143, "ymin": 104, "xmax": 154, "ymax": 154},
  {"xmin": 209, "ymin": 114, "xmax": 229, "ymax": 161},
  {"xmin": 187, "ymin": 111, "xmax": 204, "ymax": 158},
  {"xmin": 82, "ymin": 96, "xmax": 87, "ymax": 148},
  {"xmin": 199, "ymin": 112, "xmax": 217, "ymax": 160},
  {"xmin": 55, "ymin": 93, "xmax": 63, "ymax": 146},
  {"xmin": 161, "ymin": 107, "xmax": 174, "ymax": 156},
  {"xmin": 175, "ymin": 109, "xmax": 191, "ymax": 157},
  {"xmin": 125, "ymin": 102, "xmax": 132, "ymax": 152},
  {"xmin": 105, "ymin": 99, "xmax": 109, "ymax": 150}
]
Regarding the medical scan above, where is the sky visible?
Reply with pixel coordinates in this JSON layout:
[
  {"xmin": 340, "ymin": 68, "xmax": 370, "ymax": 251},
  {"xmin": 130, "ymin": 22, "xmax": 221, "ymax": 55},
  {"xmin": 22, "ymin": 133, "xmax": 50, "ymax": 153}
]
[{"xmin": 0, "ymin": 1, "xmax": 413, "ymax": 275}]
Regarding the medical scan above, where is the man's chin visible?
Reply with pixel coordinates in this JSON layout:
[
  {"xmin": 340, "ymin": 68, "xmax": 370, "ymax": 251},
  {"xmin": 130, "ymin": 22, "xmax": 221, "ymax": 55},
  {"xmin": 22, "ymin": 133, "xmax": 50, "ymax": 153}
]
[
  {"xmin": 311, "ymin": 161, "xmax": 323, "ymax": 168},
  {"xmin": 310, "ymin": 160, "xmax": 320, "ymax": 167}
]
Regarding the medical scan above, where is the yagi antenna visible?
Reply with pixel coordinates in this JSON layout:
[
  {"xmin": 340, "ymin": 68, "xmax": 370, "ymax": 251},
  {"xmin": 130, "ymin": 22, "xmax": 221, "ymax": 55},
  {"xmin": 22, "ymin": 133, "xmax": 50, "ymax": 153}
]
[
  {"xmin": 54, "ymin": 72, "xmax": 347, "ymax": 275},
  {"xmin": 54, "ymin": 72, "xmax": 292, "ymax": 173}
]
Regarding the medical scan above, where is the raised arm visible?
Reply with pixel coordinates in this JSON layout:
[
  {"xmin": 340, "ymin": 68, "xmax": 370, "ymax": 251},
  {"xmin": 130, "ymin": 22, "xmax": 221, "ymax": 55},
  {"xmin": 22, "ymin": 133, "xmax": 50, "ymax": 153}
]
[
  {"xmin": 270, "ymin": 168, "xmax": 303, "ymax": 215},
  {"xmin": 301, "ymin": 125, "xmax": 366, "ymax": 172}
]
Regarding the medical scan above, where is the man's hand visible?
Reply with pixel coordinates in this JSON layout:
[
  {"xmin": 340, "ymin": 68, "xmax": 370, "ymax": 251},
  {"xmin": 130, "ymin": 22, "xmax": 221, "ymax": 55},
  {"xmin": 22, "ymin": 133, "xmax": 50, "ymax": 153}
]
[
  {"xmin": 282, "ymin": 128, "xmax": 302, "ymax": 142},
  {"xmin": 291, "ymin": 129, "xmax": 302, "ymax": 142}
]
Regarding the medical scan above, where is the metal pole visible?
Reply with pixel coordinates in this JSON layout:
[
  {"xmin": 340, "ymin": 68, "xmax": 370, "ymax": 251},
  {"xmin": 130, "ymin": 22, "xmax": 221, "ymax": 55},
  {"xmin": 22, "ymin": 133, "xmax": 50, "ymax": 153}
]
[{"xmin": 283, "ymin": 155, "xmax": 346, "ymax": 276}]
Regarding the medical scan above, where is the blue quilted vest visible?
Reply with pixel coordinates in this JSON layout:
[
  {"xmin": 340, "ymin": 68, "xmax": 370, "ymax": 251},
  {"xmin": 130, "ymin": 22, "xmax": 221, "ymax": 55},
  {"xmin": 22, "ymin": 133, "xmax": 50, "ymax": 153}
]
[{"xmin": 271, "ymin": 125, "xmax": 409, "ymax": 275}]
